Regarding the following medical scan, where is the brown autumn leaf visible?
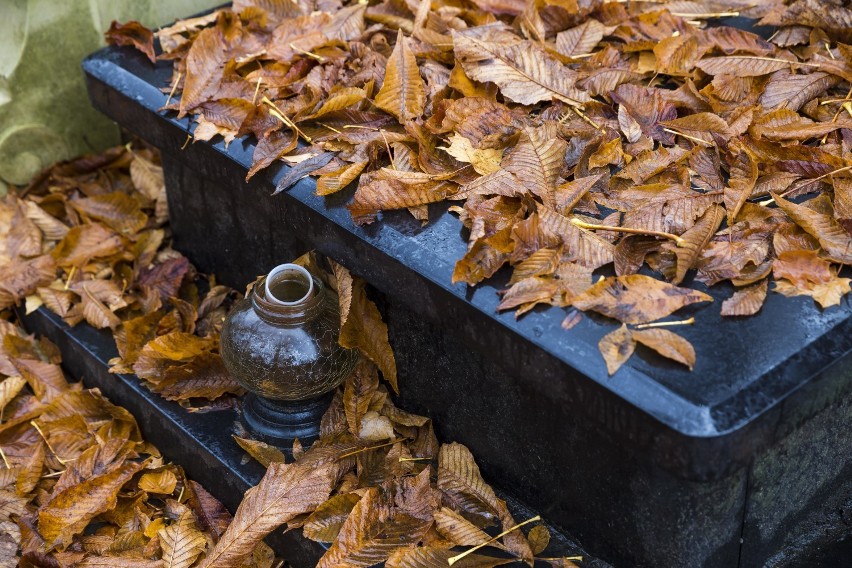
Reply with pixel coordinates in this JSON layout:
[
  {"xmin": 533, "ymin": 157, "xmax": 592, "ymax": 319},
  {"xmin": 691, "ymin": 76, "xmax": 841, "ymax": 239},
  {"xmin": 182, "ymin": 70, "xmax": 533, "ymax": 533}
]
[
  {"xmin": 721, "ymin": 279, "xmax": 769, "ymax": 317},
  {"xmin": 375, "ymin": 31, "xmax": 427, "ymax": 122},
  {"xmin": 0, "ymin": 255, "xmax": 56, "ymax": 310},
  {"xmin": 572, "ymin": 275, "xmax": 713, "ymax": 325},
  {"xmin": 316, "ymin": 486, "xmax": 433, "ymax": 568},
  {"xmin": 438, "ymin": 442, "xmax": 500, "ymax": 527},
  {"xmin": 633, "ymin": 328, "xmax": 697, "ymax": 371},
  {"xmin": 72, "ymin": 191, "xmax": 148, "ymax": 235},
  {"xmin": 387, "ymin": 546, "xmax": 515, "ymax": 568},
  {"xmin": 302, "ymin": 492, "xmax": 362, "ymax": 543},
  {"xmin": 38, "ymin": 459, "xmax": 147, "ymax": 550},
  {"xmin": 105, "ymin": 20, "xmax": 156, "ymax": 63},
  {"xmin": 348, "ymin": 169, "xmax": 456, "ymax": 225},
  {"xmin": 178, "ymin": 26, "xmax": 230, "ymax": 117},
  {"xmin": 772, "ymin": 249, "xmax": 852, "ymax": 308},
  {"xmin": 528, "ymin": 524, "xmax": 551, "ymax": 555},
  {"xmin": 555, "ymin": 19, "xmax": 605, "ymax": 57},
  {"xmin": 150, "ymin": 352, "xmax": 243, "ymax": 401},
  {"xmin": 233, "ymin": 435, "xmax": 287, "ymax": 468},
  {"xmin": 332, "ymin": 262, "xmax": 398, "ymax": 393},
  {"xmin": 52, "ymin": 223, "xmax": 124, "ymax": 268},
  {"xmin": 669, "ymin": 204, "xmax": 726, "ymax": 285},
  {"xmin": 696, "ymin": 55, "xmax": 797, "ymax": 76},
  {"xmin": 759, "ymin": 70, "xmax": 839, "ymax": 111},
  {"xmin": 598, "ymin": 324, "xmax": 636, "ymax": 376},
  {"xmin": 158, "ymin": 512, "xmax": 208, "ymax": 568},
  {"xmin": 316, "ymin": 161, "xmax": 368, "ymax": 196},
  {"xmin": 452, "ymin": 32, "xmax": 590, "ymax": 107},
  {"xmin": 198, "ymin": 445, "xmax": 353, "ymax": 568},
  {"xmin": 772, "ymin": 193, "xmax": 852, "ymax": 264},
  {"xmin": 660, "ymin": 113, "xmax": 732, "ymax": 145}
]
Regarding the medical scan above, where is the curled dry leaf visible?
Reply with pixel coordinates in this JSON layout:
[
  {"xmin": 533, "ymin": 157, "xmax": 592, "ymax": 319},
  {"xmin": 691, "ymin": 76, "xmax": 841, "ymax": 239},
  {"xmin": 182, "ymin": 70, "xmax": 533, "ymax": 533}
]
[
  {"xmin": 721, "ymin": 279, "xmax": 769, "ymax": 317},
  {"xmin": 633, "ymin": 329, "xmax": 697, "ymax": 371},
  {"xmin": 104, "ymin": 20, "xmax": 156, "ymax": 63}
]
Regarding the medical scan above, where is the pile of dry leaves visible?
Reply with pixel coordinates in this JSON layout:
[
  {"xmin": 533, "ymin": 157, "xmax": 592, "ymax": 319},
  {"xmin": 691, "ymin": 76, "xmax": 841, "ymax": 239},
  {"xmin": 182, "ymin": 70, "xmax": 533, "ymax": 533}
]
[
  {"xmin": 108, "ymin": 0, "xmax": 852, "ymax": 373},
  {"xmin": 0, "ymin": 320, "xmax": 268, "ymax": 567},
  {"xmin": 1, "ymin": 145, "xmax": 575, "ymax": 566}
]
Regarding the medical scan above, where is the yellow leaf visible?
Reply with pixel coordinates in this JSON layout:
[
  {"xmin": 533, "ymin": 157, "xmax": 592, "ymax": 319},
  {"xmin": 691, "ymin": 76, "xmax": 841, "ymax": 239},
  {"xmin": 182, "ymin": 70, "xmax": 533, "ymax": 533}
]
[
  {"xmin": 233, "ymin": 435, "xmax": 287, "ymax": 468},
  {"xmin": 138, "ymin": 468, "xmax": 178, "ymax": 494},
  {"xmin": 302, "ymin": 492, "xmax": 361, "ymax": 543},
  {"xmin": 441, "ymin": 135, "xmax": 502, "ymax": 175},
  {"xmin": 633, "ymin": 328, "xmax": 696, "ymax": 370}
]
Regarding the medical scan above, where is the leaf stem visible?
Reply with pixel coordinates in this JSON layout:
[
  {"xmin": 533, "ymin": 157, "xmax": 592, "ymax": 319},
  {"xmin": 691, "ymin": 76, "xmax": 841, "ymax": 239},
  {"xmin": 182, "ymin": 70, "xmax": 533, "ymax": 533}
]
[
  {"xmin": 165, "ymin": 72, "xmax": 182, "ymax": 107},
  {"xmin": 262, "ymin": 96, "xmax": 312, "ymax": 142},
  {"xmin": 634, "ymin": 317, "xmax": 695, "ymax": 330},
  {"xmin": 570, "ymin": 218, "xmax": 686, "ymax": 246},
  {"xmin": 779, "ymin": 164, "xmax": 852, "ymax": 196},
  {"xmin": 31, "ymin": 420, "xmax": 70, "ymax": 465},
  {"xmin": 289, "ymin": 42, "xmax": 325, "ymax": 63},
  {"xmin": 663, "ymin": 127, "xmax": 712, "ymax": 147},
  {"xmin": 336, "ymin": 439, "xmax": 403, "ymax": 461},
  {"xmin": 447, "ymin": 515, "xmax": 541, "ymax": 566},
  {"xmin": 671, "ymin": 11, "xmax": 739, "ymax": 18}
]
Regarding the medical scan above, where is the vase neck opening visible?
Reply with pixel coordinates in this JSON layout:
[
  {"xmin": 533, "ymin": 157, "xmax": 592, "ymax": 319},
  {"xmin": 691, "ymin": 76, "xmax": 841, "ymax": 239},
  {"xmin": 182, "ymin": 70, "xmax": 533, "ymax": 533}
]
[
  {"xmin": 252, "ymin": 264, "xmax": 324, "ymax": 325},
  {"xmin": 265, "ymin": 264, "xmax": 315, "ymax": 305}
]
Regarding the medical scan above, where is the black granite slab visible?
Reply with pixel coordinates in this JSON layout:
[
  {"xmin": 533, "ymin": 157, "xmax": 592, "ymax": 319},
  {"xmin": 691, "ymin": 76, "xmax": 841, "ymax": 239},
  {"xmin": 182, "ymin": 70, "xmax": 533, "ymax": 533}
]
[
  {"xmin": 80, "ymin": 29, "xmax": 852, "ymax": 568},
  {"xmin": 18, "ymin": 307, "xmax": 608, "ymax": 568}
]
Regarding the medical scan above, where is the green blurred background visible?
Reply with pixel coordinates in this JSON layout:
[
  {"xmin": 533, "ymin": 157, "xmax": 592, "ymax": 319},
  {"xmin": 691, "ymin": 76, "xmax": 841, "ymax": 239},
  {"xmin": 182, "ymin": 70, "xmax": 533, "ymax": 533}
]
[{"xmin": 0, "ymin": 0, "xmax": 221, "ymax": 192}]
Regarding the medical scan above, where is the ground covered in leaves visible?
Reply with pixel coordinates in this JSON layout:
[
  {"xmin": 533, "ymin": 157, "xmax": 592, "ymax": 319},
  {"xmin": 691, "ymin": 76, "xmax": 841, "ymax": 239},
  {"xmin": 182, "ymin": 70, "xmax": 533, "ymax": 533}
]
[
  {"xmin": 107, "ymin": 0, "xmax": 852, "ymax": 374},
  {"xmin": 0, "ymin": 145, "xmax": 580, "ymax": 566}
]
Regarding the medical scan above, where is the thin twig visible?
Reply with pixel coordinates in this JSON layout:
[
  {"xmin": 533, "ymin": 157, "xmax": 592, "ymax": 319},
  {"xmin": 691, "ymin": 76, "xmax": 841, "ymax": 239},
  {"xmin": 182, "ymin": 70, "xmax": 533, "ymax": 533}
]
[
  {"xmin": 448, "ymin": 515, "xmax": 541, "ymax": 566},
  {"xmin": 336, "ymin": 439, "xmax": 404, "ymax": 461},
  {"xmin": 634, "ymin": 317, "xmax": 695, "ymax": 330},
  {"xmin": 289, "ymin": 42, "xmax": 325, "ymax": 63},
  {"xmin": 779, "ymin": 164, "xmax": 852, "ymax": 197},
  {"xmin": 663, "ymin": 127, "xmax": 712, "ymax": 147},
  {"xmin": 570, "ymin": 218, "xmax": 686, "ymax": 246},
  {"xmin": 165, "ymin": 72, "xmax": 182, "ymax": 107}
]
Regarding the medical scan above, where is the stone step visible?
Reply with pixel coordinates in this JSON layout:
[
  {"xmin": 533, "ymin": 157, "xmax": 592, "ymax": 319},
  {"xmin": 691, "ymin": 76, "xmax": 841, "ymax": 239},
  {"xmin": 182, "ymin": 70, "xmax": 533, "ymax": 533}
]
[
  {"xmin": 19, "ymin": 306, "xmax": 608, "ymax": 567},
  {"xmin": 80, "ymin": 35, "xmax": 852, "ymax": 567}
]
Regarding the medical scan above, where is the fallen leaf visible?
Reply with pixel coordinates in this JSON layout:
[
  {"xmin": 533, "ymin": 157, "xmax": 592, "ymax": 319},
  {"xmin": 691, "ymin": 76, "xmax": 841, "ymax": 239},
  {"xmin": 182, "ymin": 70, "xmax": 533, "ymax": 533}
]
[
  {"xmin": 598, "ymin": 325, "xmax": 635, "ymax": 376},
  {"xmin": 633, "ymin": 328, "xmax": 696, "ymax": 370},
  {"xmin": 572, "ymin": 275, "xmax": 713, "ymax": 324},
  {"xmin": 375, "ymin": 31, "xmax": 427, "ymax": 122},
  {"xmin": 721, "ymin": 279, "xmax": 769, "ymax": 317},
  {"xmin": 105, "ymin": 20, "xmax": 156, "ymax": 63}
]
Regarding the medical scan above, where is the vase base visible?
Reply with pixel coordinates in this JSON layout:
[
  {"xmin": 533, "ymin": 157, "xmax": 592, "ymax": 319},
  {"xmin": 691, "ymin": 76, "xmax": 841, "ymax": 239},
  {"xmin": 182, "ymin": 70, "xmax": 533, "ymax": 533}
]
[{"xmin": 240, "ymin": 391, "xmax": 333, "ymax": 451}]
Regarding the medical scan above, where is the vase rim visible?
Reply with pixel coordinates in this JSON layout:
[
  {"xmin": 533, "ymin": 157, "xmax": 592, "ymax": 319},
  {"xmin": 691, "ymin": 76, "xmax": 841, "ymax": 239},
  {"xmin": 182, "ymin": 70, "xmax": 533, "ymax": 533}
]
[{"xmin": 264, "ymin": 263, "xmax": 315, "ymax": 306}]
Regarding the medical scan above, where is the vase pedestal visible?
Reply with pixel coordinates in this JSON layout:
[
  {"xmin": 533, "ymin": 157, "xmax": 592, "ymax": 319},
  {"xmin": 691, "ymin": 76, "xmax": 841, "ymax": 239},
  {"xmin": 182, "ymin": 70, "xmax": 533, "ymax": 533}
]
[{"xmin": 240, "ymin": 391, "xmax": 333, "ymax": 450}]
